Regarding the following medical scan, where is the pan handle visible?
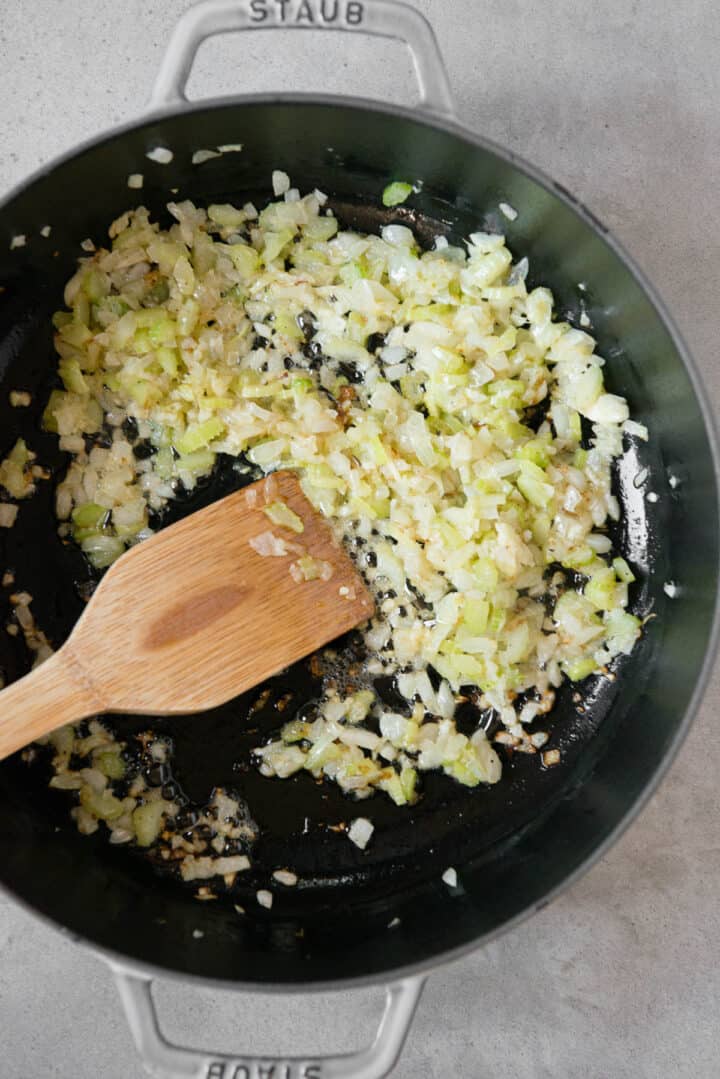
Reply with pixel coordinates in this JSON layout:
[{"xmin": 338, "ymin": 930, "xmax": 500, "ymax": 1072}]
[
  {"xmin": 110, "ymin": 964, "xmax": 426, "ymax": 1079},
  {"xmin": 150, "ymin": 0, "xmax": 454, "ymax": 117}
]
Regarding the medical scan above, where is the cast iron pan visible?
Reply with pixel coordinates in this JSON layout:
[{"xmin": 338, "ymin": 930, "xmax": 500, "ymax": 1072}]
[{"xmin": 0, "ymin": 98, "xmax": 716, "ymax": 988}]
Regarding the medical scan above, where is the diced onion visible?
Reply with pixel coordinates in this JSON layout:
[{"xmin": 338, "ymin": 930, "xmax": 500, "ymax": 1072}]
[
  {"xmin": 181, "ymin": 854, "xmax": 251, "ymax": 882},
  {"xmin": 272, "ymin": 868, "xmax": 298, "ymax": 886},
  {"xmin": 272, "ymin": 170, "xmax": 291, "ymax": 196},
  {"xmin": 40, "ymin": 175, "xmax": 644, "ymax": 809},
  {"xmin": 0, "ymin": 504, "xmax": 18, "ymax": 528},
  {"xmin": 249, "ymin": 531, "xmax": 293, "ymax": 557},
  {"xmin": 192, "ymin": 149, "xmax": 222, "ymax": 164},
  {"xmin": 146, "ymin": 147, "xmax": 174, "ymax": 164},
  {"xmin": 348, "ymin": 818, "xmax": 374, "ymax": 849}
]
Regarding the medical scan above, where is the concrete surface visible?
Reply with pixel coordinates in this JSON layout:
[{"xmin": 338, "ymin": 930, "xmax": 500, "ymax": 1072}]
[{"xmin": 1, "ymin": 1, "xmax": 719, "ymax": 1076}]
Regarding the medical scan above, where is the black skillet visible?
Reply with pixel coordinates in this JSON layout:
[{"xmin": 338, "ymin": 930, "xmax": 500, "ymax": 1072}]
[{"xmin": 0, "ymin": 3, "xmax": 718, "ymax": 1077}]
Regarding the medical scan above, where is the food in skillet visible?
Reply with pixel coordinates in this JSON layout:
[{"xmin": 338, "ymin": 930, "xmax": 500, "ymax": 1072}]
[{"xmin": 4, "ymin": 173, "xmax": 643, "ymax": 875}]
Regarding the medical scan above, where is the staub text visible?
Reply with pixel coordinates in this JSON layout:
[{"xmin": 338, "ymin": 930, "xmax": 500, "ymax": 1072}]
[
  {"xmin": 249, "ymin": 0, "xmax": 364, "ymax": 25},
  {"xmin": 206, "ymin": 1061, "xmax": 322, "ymax": 1079}
]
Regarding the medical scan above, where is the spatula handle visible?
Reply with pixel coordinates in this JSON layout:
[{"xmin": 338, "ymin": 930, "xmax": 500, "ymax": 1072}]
[{"xmin": 0, "ymin": 649, "xmax": 97, "ymax": 760}]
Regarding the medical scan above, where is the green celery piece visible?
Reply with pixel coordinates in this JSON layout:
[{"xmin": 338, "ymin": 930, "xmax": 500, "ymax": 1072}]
[{"xmin": 382, "ymin": 181, "xmax": 413, "ymax": 207}]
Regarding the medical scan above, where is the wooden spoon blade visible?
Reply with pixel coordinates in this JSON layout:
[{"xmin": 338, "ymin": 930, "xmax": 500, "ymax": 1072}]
[{"xmin": 67, "ymin": 470, "xmax": 374, "ymax": 714}]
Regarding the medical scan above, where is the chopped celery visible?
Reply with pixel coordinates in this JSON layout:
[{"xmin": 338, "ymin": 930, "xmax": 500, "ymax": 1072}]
[
  {"xmin": 345, "ymin": 690, "xmax": 375, "ymax": 723},
  {"xmin": 292, "ymin": 555, "xmax": 329, "ymax": 581},
  {"xmin": 584, "ymin": 567, "xmax": 618, "ymax": 611},
  {"xmin": 473, "ymin": 558, "xmax": 499, "ymax": 592},
  {"xmin": 305, "ymin": 464, "xmax": 345, "ymax": 490},
  {"xmin": 563, "ymin": 656, "xmax": 597, "ymax": 682},
  {"xmin": 175, "ymin": 418, "xmax": 226, "ymax": 455},
  {"xmin": 273, "ymin": 311, "xmax": 304, "ymax": 342},
  {"xmin": 72, "ymin": 502, "xmax": 108, "ymax": 530},
  {"xmin": 461, "ymin": 597, "xmax": 490, "ymax": 635},
  {"xmin": 605, "ymin": 609, "xmax": 641, "ymax": 656},
  {"xmin": 52, "ymin": 310, "xmax": 73, "ymax": 330},
  {"xmin": 531, "ymin": 511, "xmax": 552, "ymax": 547},
  {"xmin": 176, "ymin": 449, "xmax": 216, "ymax": 475},
  {"xmin": 443, "ymin": 743, "xmax": 486, "ymax": 787},
  {"xmin": 80, "ymin": 786, "xmax": 125, "ymax": 821},
  {"xmin": 281, "ymin": 719, "xmax": 312, "ymax": 744},
  {"xmin": 58, "ymin": 321, "xmax": 93, "ymax": 349},
  {"xmin": 132, "ymin": 800, "xmax": 166, "ymax": 846},
  {"xmin": 554, "ymin": 590, "xmax": 600, "ymax": 627},
  {"xmin": 126, "ymin": 378, "xmax": 163, "ymax": 409},
  {"xmin": 381, "ymin": 772, "xmax": 407, "ymax": 805},
  {"xmin": 517, "ymin": 462, "xmax": 554, "ymax": 508},
  {"xmin": 291, "ymin": 376, "xmax": 313, "ymax": 394},
  {"xmin": 82, "ymin": 269, "xmax": 110, "ymax": 302},
  {"xmin": 563, "ymin": 545, "xmax": 594, "ymax": 569},
  {"xmin": 517, "ymin": 438, "xmax": 552, "ymax": 468},
  {"xmin": 400, "ymin": 766, "xmax": 418, "ymax": 804},
  {"xmin": 58, "ymin": 358, "xmax": 88, "ymax": 395},
  {"xmin": 134, "ymin": 308, "xmax": 176, "ymax": 347},
  {"xmin": 339, "ymin": 260, "xmax": 366, "ymax": 285},
  {"xmin": 569, "ymin": 409, "xmax": 582, "ymax": 442},
  {"xmin": 407, "ymin": 302, "xmax": 455, "ymax": 323},
  {"xmin": 80, "ymin": 534, "xmax": 125, "ymax": 569},
  {"xmin": 612, "ymin": 556, "xmax": 636, "ymax": 583},
  {"xmin": 94, "ymin": 747, "xmax": 126, "ymax": 780},
  {"xmin": 382, "ymin": 181, "xmax": 413, "ymax": 207},
  {"xmin": 0, "ymin": 438, "xmax": 33, "ymax": 499},
  {"xmin": 434, "ymin": 652, "xmax": 486, "ymax": 687},
  {"xmin": 72, "ymin": 502, "xmax": 110, "ymax": 541},
  {"xmin": 487, "ymin": 607, "xmax": 507, "ymax": 635},
  {"xmin": 303, "ymin": 739, "xmax": 342, "ymax": 772},
  {"xmin": 434, "ymin": 518, "xmax": 464, "ymax": 551},
  {"xmin": 155, "ymin": 346, "xmax": 180, "ymax": 376},
  {"xmin": 263, "ymin": 501, "xmax": 304, "ymax": 533}
]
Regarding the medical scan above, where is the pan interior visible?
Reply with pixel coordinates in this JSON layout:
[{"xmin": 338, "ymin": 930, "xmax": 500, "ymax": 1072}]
[{"xmin": 0, "ymin": 100, "xmax": 715, "ymax": 986}]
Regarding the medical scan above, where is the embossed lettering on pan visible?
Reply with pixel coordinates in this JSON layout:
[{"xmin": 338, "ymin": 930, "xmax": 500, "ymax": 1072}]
[
  {"xmin": 249, "ymin": 0, "xmax": 364, "ymax": 25},
  {"xmin": 205, "ymin": 1060, "xmax": 323, "ymax": 1078}
]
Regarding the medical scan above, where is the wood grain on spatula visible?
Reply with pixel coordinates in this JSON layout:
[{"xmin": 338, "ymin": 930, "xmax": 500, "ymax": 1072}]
[{"xmin": 0, "ymin": 471, "xmax": 374, "ymax": 761}]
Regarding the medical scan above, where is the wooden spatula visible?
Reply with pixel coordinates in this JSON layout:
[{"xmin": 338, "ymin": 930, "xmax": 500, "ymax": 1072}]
[{"xmin": 0, "ymin": 470, "xmax": 374, "ymax": 762}]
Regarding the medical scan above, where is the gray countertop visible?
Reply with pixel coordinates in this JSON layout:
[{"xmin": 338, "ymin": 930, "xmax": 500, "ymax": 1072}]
[{"xmin": 1, "ymin": 1, "xmax": 719, "ymax": 1076}]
